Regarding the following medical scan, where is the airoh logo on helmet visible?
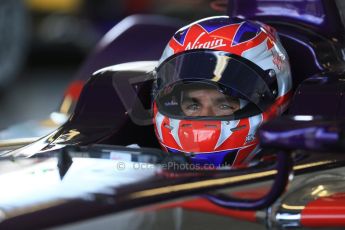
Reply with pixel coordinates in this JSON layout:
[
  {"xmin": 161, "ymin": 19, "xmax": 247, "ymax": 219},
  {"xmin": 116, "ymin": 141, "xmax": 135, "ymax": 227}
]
[{"xmin": 272, "ymin": 50, "xmax": 284, "ymax": 70}]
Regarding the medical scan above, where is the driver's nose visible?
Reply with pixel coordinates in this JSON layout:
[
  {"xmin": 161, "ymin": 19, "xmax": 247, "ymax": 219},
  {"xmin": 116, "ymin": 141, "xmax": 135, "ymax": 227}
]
[{"xmin": 199, "ymin": 106, "xmax": 216, "ymax": 116}]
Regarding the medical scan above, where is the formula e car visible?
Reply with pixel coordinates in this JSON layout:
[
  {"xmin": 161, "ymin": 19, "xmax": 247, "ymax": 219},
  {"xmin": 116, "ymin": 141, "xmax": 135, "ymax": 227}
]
[{"xmin": 1, "ymin": 0, "xmax": 345, "ymax": 229}]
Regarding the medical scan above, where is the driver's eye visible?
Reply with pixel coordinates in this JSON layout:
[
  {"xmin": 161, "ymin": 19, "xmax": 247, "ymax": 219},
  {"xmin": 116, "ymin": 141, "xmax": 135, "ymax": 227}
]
[
  {"xmin": 219, "ymin": 104, "xmax": 229, "ymax": 109},
  {"xmin": 219, "ymin": 104, "xmax": 233, "ymax": 110},
  {"xmin": 186, "ymin": 104, "xmax": 200, "ymax": 111}
]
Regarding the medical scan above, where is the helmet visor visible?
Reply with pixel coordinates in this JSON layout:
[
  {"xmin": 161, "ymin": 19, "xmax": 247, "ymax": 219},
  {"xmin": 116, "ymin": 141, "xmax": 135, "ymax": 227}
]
[
  {"xmin": 155, "ymin": 50, "xmax": 276, "ymax": 120},
  {"xmin": 156, "ymin": 81, "xmax": 253, "ymax": 119}
]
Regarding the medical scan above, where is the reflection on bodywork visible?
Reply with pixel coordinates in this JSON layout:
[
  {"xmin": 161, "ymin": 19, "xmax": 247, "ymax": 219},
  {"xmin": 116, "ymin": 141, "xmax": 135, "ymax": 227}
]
[
  {"xmin": 128, "ymin": 169, "xmax": 279, "ymax": 200},
  {"xmin": 293, "ymin": 160, "xmax": 335, "ymax": 170},
  {"xmin": 55, "ymin": 129, "xmax": 81, "ymax": 143},
  {"xmin": 281, "ymin": 204, "xmax": 304, "ymax": 210},
  {"xmin": 0, "ymin": 158, "xmax": 157, "ymax": 220}
]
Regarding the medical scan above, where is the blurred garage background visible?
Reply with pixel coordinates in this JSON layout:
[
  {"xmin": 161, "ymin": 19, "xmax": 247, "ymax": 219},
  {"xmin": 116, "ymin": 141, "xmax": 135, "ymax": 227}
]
[{"xmin": 0, "ymin": 0, "xmax": 221, "ymax": 130}]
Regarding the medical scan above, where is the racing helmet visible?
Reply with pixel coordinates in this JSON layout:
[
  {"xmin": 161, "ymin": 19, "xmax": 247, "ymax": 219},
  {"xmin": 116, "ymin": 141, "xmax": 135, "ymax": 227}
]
[{"xmin": 152, "ymin": 16, "xmax": 292, "ymax": 167}]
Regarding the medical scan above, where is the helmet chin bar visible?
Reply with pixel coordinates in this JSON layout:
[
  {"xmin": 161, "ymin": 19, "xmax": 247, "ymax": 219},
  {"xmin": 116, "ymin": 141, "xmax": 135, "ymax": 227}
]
[{"xmin": 205, "ymin": 150, "xmax": 293, "ymax": 210}]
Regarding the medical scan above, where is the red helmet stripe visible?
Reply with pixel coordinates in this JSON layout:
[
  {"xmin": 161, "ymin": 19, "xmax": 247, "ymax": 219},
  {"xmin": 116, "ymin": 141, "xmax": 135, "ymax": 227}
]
[
  {"xmin": 215, "ymin": 118, "xmax": 249, "ymax": 150},
  {"xmin": 154, "ymin": 111, "xmax": 165, "ymax": 141},
  {"xmin": 247, "ymin": 113, "xmax": 263, "ymax": 143},
  {"xmin": 170, "ymin": 118, "xmax": 183, "ymax": 148},
  {"xmin": 233, "ymin": 143, "xmax": 259, "ymax": 166},
  {"xmin": 215, "ymin": 120, "xmax": 240, "ymax": 149}
]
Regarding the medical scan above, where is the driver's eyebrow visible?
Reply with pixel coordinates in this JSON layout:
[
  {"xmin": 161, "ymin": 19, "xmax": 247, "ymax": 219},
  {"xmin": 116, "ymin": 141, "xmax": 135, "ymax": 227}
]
[
  {"xmin": 182, "ymin": 97, "xmax": 200, "ymax": 104},
  {"xmin": 214, "ymin": 97, "xmax": 232, "ymax": 104}
]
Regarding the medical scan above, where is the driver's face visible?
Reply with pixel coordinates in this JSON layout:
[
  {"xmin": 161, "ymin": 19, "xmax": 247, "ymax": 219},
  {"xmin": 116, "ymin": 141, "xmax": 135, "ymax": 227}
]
[{"xmin": 181, "ymin": 89, "xmax": 240, "ymax": 116}]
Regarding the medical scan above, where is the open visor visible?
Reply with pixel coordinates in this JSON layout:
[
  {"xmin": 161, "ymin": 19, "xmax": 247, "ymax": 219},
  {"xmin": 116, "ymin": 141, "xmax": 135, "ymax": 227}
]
[{"xmin": 154, "ymin": 49, "xmax": 277, "ymax": 120}]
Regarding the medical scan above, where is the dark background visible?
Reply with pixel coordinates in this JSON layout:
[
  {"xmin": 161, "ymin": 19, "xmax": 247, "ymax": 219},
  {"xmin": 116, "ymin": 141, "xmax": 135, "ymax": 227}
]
[{"xmin": 0, "ymin": 52, "xmax": 81, "ymax": 130}]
